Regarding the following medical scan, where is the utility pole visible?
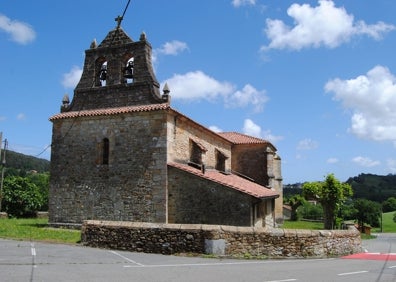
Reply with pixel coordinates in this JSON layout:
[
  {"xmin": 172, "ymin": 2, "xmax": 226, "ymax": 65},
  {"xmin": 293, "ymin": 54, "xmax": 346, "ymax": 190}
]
[{"xmin": 0, "ymin": 135, "xmax": 7, "ymax": 213}]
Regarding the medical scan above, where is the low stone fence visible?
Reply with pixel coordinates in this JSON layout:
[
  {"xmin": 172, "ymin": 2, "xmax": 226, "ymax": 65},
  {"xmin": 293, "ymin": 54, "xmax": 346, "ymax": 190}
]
[{"xmin": 81, "ymin": 220, "xmax": 362, "ymax": 258}]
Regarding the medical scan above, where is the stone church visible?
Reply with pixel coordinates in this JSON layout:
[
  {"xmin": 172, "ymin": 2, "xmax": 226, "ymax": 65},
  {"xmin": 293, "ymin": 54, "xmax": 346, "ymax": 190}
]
[{"xmin": 49, "ymin": 24, "xmax": 283, "ymax": 228}]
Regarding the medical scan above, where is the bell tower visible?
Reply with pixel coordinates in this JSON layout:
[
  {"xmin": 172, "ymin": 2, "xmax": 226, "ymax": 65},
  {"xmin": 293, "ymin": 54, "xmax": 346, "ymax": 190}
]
[{"xmin": 61, "ymin": 25, "xmax": 167, "ymax": 112}]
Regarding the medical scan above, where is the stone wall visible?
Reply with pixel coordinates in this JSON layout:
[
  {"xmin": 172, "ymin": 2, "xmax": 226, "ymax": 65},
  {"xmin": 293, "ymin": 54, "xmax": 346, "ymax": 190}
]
[
  {"xmin": 81, "ymin": 220, "xmax": 362, "ymax": 258},
  {"xmin": 49, "ymin": 110, "xmax": 168, "ymax": 224},
  {"xmin": 167, "ymin": 166, "xmax": 253, "ymax": 226}
]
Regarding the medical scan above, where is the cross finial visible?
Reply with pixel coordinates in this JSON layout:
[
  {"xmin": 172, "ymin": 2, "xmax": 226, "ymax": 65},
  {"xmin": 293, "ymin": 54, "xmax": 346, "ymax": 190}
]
[{"xmin": 115, "ymin": 15, "xmax": 123, "ymax": 28}]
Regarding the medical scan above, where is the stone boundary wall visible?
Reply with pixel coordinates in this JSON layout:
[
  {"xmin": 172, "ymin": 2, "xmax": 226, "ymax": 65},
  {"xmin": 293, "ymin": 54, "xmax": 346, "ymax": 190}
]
[{"xmin": 81, "ymin": 220, "xmax": 362, "ymax": 258}]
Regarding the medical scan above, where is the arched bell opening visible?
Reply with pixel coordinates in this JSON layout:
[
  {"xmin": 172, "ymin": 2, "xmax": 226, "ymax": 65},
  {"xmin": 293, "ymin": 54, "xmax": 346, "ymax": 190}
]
[
  {"xmin": 122, "ymin": 55, "xmax": 134, "ymax": 84},
  {"xmin": 95, "ymin": 57, "xmax": 107, "ymax": 87}
]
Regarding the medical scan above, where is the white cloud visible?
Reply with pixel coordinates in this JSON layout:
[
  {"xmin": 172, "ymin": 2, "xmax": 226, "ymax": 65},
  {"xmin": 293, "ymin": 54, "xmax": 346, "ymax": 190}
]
[
  {"xmin": 17, "ymin": 113, "xmax": 26, "ymax": 120},
  {"xmin": 325, "ymin": 65, "xmax": 396, "ymax": 144},
  {"xmin": 387, "ymin": 159, "xmax": 396, "ymax": 173},
  {"xmin": 242, "ymin": 119, "xmax": 283, "ymax": 143},
  {"xmin": 156, "ymin": 40, "xmax": 188, "ymax": 56},
  {"xmin": 209, "ymin": 125, "xmax": 222, "ymax": 133},
  {"xmin": 226, "ymin": 84, "xmax": 268, "ymax": 112},
  {"xmin": 0, "ymin": 14, "xmax": 36, "ymax": 44},
  {"xmin": 62, "ymin": 66, "xmax": 82, "ymax": 89},
  {"xmin": 297, "ymin": 138, "xmax": 319, "ymax": 150},
  {"xmin": 352, "ymin": 156, "xmax": 380, "ymax": 167},
  {"xmin": 243, "ymin": 119, "xmax": 261, "ymax": 137},
  {"xmin": 163, "ymin": 71, "xmax": 234, "ymax": 101},
  {"xmin": 327, "ymin": 157, "xmax": 339, "ymax": 164},
  {"xmin": 163, "ymin": 71, "xmax": 268, "ymax": 111},
  {"xmin": 261, "ymin": 0, "xmax": 395, "ymax": 51},
  {"xmin": 232, "ymin": 0, "xmax": 256, "ymax": 8}
]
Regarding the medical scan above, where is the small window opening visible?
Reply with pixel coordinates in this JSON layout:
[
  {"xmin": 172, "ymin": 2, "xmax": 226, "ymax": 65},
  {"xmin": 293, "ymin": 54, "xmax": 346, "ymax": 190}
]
[
  {"xmin": 215, "ymin": 149, "xmax": 227, "ymax": 172},
  {"xmin": 123, "ymin": 58, "xmax": 134, "ymax": 84},
  {"xmin": 102, "ymin": 138, "xmax": 109, "ymax": 165},
  {"xmin": 190, "ymin": 142, "xmax": 202, "ymax": 165},
  {"xmin": 99, "ymin": 61, "xmax": 107, "ymax": 86}
]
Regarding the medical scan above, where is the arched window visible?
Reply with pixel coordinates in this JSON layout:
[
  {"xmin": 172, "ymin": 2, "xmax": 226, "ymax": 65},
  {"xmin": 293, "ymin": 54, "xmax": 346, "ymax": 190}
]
[
  {"xmin": 123, "ymin": 57, "xmax": 134, "ymax": 84},
  {"xmin": 102, "ymin": 138, "xmax": 109, "ymax": 165},
  {"xmin": 99, "ymin": 61, "xmax": 108, "ymax": 86}
]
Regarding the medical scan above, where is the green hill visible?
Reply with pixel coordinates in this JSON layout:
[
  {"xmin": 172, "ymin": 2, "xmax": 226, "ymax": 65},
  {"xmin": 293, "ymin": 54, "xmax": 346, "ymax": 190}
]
[
  {"xmin": 3, "ymin": 150, "xmax": 50, "ymax": 173},
  {"xmin": 346, "ymin": 173, "xmax": 396, "ymax": 202}
]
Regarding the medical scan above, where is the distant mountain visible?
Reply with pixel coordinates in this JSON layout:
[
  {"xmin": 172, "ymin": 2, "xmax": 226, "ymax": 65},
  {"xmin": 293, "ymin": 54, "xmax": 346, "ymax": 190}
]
[
  {"xmin": 3, "ymin": 150, "xmax": 50, "ymax": 173},
  {"xmin": 346, "ymin": 173, "xmax": 396, "ymax": 203},
  {"xmin": 284, "ymin": 174, "xmax": 396, "ymax": 203}
]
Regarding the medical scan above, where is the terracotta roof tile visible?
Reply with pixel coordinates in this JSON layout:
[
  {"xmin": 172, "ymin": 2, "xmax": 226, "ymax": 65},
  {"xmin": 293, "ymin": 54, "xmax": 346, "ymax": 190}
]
[
  {"xmin": 168, "ymin": 162, "xmax": 279, "ymax": 199},
  {"xmin": 49, "ymin": 104, "xmax": 170, "ymax": 120},
  {"xmin": 217, "ymin": 132, "xmax": 269, "ymax": 145}
]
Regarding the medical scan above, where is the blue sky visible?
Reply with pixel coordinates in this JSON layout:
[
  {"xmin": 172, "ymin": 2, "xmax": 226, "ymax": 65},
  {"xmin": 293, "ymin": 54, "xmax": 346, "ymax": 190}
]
[{"xmin": 1, "ymin": 0, "xmax": 396, "ymax": 184}]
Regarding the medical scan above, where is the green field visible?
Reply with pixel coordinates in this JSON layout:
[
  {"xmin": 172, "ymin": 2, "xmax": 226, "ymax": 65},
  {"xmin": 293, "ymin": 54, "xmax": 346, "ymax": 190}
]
[
  {"xmin": 0, "ymin": 218, "xmax": 81, "ymax": 244},
  {"xmin": 373, "ymin": 211, "xmax": 396, "ymax": 233},
  {"xmin": 283, "ymin": 211, "xmax": 396, "ymax": 233}
]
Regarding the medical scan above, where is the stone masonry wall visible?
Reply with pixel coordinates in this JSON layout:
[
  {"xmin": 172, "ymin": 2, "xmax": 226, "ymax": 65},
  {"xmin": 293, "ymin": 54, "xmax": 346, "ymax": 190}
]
[
  {"xmin": 81, "ymin": 220, "xmax": 362, "ymax": 258},
  {"xmin": 167, "ymin": 113, "xmax": 232, "ymax": 171},
  {"xmin": 49, "ymin": 110, "xmax": 168, "ymax": 224},
  {"xmin": 167, "ymin": 166, "xmax": 252, "ymax": 226}
]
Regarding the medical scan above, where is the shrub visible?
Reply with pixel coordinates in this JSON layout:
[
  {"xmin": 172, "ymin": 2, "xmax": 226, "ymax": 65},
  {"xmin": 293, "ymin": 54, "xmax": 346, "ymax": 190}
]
[{"xmin": 1, "ymin": 176, "xmax": 44, "ymax": 217}]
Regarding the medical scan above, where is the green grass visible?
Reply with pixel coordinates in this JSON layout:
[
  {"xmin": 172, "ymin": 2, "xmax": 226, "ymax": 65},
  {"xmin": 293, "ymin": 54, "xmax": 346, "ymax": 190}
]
[
  {"xmin": 373, "ymin": 211, "xmax": 396, "ymax": 233},
  {"xmin": 0, "ymin": 218, "xmax": 81, "ymax": 244}
]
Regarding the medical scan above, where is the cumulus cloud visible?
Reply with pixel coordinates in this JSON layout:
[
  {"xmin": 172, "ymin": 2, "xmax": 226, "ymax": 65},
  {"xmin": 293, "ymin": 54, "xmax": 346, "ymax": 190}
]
[
  {"xmin": 0, "ymin": 14, "xmax": 36, "ymax": 44},
  {"xmin": 232, "ymin": 0, "xmax": 256, "ymax": 7},
  {"xmin": 62, "ymin": 66, "xmax": 82, "ymax": 89},
  {"xmin": 261, "ymin": 0, "xmax": 395, "ymax": 51},
  {"xmin": 297, "ymin": 138, "xmax": 319, "ymax": 150},
  {"xmin": 387, "ymin": 159, "xmax": 396, "ymax": 173},
  {"xmin": 327, "ymin": 157, "xmax": 339, "ymax": 164},
  {"xmin": 352, "ymin": 156, "xmax": 380, "ymax": 167},
  {"xmin": 325, "ymin": 65, "xmax": 396, "ymax": 145},
  {"xmin": 156, "ymin": 40, "xmax": 188, "ymax": 56},
  {"xmin": 242, "ymin": 119, "xmax": 283, "ymax": 143},
  {"xmin": 153, "ymin": 40, "xmax": 188, "ymax": 65},
  {"xmin": 17, "ymin": 113, "xmax": 26, "ymax": 121},
  {"xmin": 226, "ymin": 84, "xmax": 268, "ymax": 112},
  {"xmin": 209, "ymin": 125, "xmax": 223, "ymax": 133},
  {"xmin": 162, "ymin": 71, "xmax": 268, "ymax": 111}
]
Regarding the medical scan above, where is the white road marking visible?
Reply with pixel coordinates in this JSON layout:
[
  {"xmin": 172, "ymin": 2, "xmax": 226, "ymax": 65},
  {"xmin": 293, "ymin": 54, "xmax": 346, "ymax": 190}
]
[
  {"xmin": 109, "ymin": 250, "xmax": 144, "ymax": 266},
  {"xmin": 389, "ymin": 265, "xmax": 396, "ymax": 269},
  {"xmin": 338, "ymin": 270, "xmax": 368, "ymax": 276},
  {"xmin": 264, "ymin": 279, "xmax": 297, "ymax": 282},
  {"xmin": 30, "ymin": 243, "xmax": 36, "ymax": 256}
]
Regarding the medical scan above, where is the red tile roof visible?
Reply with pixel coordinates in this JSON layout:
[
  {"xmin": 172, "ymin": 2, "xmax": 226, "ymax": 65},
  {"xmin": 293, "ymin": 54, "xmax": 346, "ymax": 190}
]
[
  {"xmin": 217, "ymin": 132, "xmax": 269, "ymax": 145},
  {"xmin": 168, "ymin": 162, "xmax": 279, "ymax": 199},
  {"xmin": 49, "ymin": 104, "xmax": 170, "ymax": 121}
]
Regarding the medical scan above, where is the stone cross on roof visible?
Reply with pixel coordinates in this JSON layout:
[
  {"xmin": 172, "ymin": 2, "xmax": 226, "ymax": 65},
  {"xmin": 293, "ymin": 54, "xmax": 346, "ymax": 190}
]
[{"xmin": 115, "ymin": 15, "xmax": 123, "ymax": 28}]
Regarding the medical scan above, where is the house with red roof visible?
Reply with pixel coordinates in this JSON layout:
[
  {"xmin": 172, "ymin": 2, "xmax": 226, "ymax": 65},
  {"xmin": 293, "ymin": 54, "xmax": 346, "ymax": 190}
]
[{"xmin": 49, "ymin": 25, "xmax": 282, "ymax": 228}]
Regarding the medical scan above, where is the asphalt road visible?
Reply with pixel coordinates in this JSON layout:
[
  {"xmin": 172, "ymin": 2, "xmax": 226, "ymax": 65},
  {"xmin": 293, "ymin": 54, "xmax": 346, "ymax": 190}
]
[{"xmin": 0, "ymin": 233, "xmax": 395, "ymax": 282}]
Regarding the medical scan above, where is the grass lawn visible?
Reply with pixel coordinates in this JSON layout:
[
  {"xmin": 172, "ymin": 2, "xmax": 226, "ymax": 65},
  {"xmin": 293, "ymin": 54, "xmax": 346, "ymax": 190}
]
[
  {"xmin": 284, "ymin": 211, "xmax": 396, "ymax": 233},
  {"xmin": 373, "ymin": 211, "xmax": 396, "ymax": 233},
  {"xmin": 0, "ymin": 218, "xmax": 81, "ymax": 244}
]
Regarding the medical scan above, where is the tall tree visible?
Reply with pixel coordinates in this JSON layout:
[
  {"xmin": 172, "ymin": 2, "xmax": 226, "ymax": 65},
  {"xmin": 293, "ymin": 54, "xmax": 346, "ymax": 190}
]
[
  {"xmin": 303, "ymin": 174, "xmax": 353, "ymax": 229},
  {"xmin": 353, "ymin": 199, "xmax": 381, "ymax": 228}
]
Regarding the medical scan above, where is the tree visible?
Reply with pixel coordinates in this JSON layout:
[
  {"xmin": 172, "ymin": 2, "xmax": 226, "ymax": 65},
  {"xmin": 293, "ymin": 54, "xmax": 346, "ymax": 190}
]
[
  {"xmin": 303, "ymin": 174, "xmax": 353, "ymax": 229},
  {"xmin": 286, "ymin": 194, "xmax": 306, "ymax": 221},
  {"xmin": 353, "ymin": 198, "xmax": 381, "ymax": 228},
  {"xmin": 2, "ymin": 176, "xmax": 44, "ymax": 217},
  {"xmin": 382, "ymin": 197, "xmax": 396, "ymax": 213}
]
